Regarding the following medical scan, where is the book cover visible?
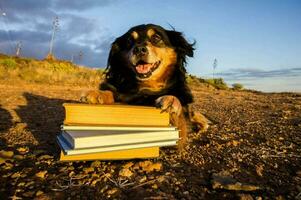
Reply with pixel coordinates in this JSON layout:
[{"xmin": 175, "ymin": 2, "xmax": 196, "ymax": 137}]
[
  {"xmin": 63, "ymin": 103, "xmax": 170, "ymax": 126},
  {"xmin": 59, "ymin": 147, "xmax": 159, "ymax": 161}
]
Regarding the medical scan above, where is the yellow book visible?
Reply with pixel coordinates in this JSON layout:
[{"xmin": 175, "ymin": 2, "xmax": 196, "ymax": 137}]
[
  {"xmin": 59, "ymin": 147, "xmax": 159, "ymax": 161},
  {"xmin": 63, "ymin": 103, "xmax": 169, "ymax": 126}
]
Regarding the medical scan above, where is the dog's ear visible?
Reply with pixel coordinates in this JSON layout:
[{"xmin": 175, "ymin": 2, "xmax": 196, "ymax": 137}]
[
  {"xmin": 107, "ymin": 38, "xmax": 122, "ymax": 69},
  {"xmin": 166, "ymin": 30, "xmax": 195, "ymax": 57}
]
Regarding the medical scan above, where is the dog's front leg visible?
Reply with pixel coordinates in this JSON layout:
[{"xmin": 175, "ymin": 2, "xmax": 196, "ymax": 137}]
[
  {"xmin": 155, "ymin": 95, "xmax": 187, "ymax": 150},
  {"xmin": 80, "ymin": 90, "xmax": 114, "ymax": 104}
]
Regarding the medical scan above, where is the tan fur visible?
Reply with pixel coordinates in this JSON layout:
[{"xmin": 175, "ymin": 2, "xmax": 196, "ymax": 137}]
[
  {"xmin": 138, "ymin": 42, "xmax": 177, "ymax": 92},
  {"xmin": 146, "ymin": 29, "xmax": 156, "ymax": 38},
  {"xmin": 81, "ymin": 90, "xmax": 114, "ymax": 104},
  {"xmin": 131, "ymin": 31, "xmax": 139, "ymax": 40}
]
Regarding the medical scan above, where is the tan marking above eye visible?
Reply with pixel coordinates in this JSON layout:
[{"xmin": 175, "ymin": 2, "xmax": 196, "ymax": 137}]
[
  {"xmin": 147, "ymin": 29, "xmax": 156, "ymax": 38},
  {"xmin": 131, "ymin": 31, "xmax": 139, "ymax": 40}
]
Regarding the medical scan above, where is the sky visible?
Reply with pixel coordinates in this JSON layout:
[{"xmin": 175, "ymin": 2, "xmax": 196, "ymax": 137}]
[{"xmin": 0, "ymin": 0, "xmax": 300, "ymax": 92}]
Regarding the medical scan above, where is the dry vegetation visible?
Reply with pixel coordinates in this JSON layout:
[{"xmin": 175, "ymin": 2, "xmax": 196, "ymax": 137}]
[
  {"xmin": 0, "ymin": 55, "xmax": 300, "ymax": 199},
  {"xmin": 0, "ymin": 54, "xmax": 103, "ymax": 86}
]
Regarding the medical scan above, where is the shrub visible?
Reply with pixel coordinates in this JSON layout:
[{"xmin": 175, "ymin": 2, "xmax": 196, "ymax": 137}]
[
  {"xmin": 232, "ymin": 83, "xmax": 244, "ymax": 90},
  {"xmin": 0, "ymin": 58, "xmax": 17, "ymax": 69},
  {"xmin": 204, "ymin": 78, "xmax": 228, "ymax": 90}
]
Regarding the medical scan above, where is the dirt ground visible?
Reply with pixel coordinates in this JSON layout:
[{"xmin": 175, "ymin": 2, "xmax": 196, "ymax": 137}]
[{"xmin": 0, "ymin": 82, "xmax": 300, "ymax": 199}]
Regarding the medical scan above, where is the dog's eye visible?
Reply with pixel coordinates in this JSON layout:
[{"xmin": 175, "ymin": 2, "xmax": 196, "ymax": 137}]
[{"xmin": 151, "ymin": 34, "xmax": 162, "ymax": 44}]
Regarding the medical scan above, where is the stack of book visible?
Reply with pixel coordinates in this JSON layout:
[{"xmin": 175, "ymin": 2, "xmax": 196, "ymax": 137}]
[{"xmin": 57, "ymin": 103, "xmax": 179, "ymax": 161}]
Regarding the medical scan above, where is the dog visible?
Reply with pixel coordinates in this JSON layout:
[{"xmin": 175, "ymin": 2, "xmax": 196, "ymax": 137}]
[{"xmin": 81, "ymin": 24, "xmax": 208, "ymax": 149}]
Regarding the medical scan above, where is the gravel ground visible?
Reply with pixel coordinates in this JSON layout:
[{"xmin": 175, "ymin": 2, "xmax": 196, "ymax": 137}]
[{"xmin": 0, "ymin": 83, "xmax": 300, "ymax": 200}]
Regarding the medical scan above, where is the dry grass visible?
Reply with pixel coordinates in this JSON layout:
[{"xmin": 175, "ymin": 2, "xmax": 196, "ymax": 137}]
[{"xmin": 0, "ymin": 54, "xmax": 104, "ymax": 87}]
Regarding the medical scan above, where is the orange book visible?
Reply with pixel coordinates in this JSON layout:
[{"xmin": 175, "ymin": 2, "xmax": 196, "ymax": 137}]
[
  {"xmin": 59, "ymin": 147, "xmax": 159, "ymax": 161},
  {"xmin": 63, "ymin": 103, "xmax": 170, "ymax": 126}
]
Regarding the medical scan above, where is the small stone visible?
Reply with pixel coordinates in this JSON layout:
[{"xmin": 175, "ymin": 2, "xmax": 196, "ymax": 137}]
[
  {"xmin": 212, "ymin": 173, "xmax": 260, "ymax": 191},
  {"xmin": 143, "ymin": 162, "xmax": 163, "ymax": 173},
  {"xmin": 90, "ymin": 160, "xmax": 101, "ymax": 168},
  {"xmin": 232, "ymin": 140, "xmax": 239, "ymax": 147},
  {"xmin": 256, "ymin": 164, "xmax": 264, "ymax": 177},
  {"xmin": 152, "ymin": 184, "xmax": 158, "ymax": 189},
  {"xmin": 39, "ymin": 155, "xmax": 53, "ymax": 160},
  {"xmin": 11, "ymin": 172, "xmax": 21, "ymax": 179},
  {"xmin": 35, "ymin": 171, "xmax": 47, "ymax": 179},
  {"xmin": 238, "ymin": 194, "xmax": 254, "ymax": 200},
  {"xmin": 17, "ymin": 147, "xmax": 29, "ymax": 154},
  {"xmin": 106, "ymin": 188, "xmax": 119, "ymax": 196},
  {"xmin": 0, "ymin": 150, "xmax": 14, "ymax": 158},
  {"xmin": 119, "ymin": 168, "xmax": 134, "ymax": 178},
  {"xmin": 91, "ymin": 180, "xmax": 99, "ymax": 186},
  {"xmin": 36, "ymin": 190, "xmax": 44, "ymax": 196},
  {"xmin": 139, "ymin": 176, "xmax": 147, "ymax": 183},
  {"xmin": 17, "ymin": 182, "xmax": 26, "ymax": 187},
  {"xmin": 23, "ymin": 191, "xmax": 35, "ymax": 198},
  {"xmin": 122, "ymin": 162, "xmax": 134, "ymax": 169},
  {"xmin": 83, "ymin": 167, "xmax": 94, "ymax": 174},
  {"xmin": 0, "ymin": 157, "xmax": 6, "ymax": 164},
  {"xmin": 14, "ymin": 155, "xmax": 24, "ymax": 160}
]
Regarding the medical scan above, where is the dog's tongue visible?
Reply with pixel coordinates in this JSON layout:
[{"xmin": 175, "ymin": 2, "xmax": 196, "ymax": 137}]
[{"xmin": 135, "ymin": 63, "xmax": 152, "ymax": 74}]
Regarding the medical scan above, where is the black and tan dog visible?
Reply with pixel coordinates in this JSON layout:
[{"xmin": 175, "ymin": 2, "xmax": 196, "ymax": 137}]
[{"xmin": 81, "ymin": 24, "xmax": 208, "ymax": 149}]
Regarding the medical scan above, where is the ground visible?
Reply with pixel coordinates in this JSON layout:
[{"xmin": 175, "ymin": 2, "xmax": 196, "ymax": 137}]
[{"xmin": 0, "ymin": 82, "xmax": 300, "ymax": 200}]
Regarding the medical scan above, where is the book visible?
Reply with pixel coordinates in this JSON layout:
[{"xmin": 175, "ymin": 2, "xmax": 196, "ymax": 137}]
[
  {"xmin": 59, "ymin": 147, "xmax": 159, "ymax": 161},
  {"xmin": 61, "ymin": 124, "xmax": 177, "ymax": 131},
  {"xmin": 57, "ymin": 134, "xmax": 176, "ymax": 155},
  {"xmin": 61, "ymin": 129, "xmax": 179, "ymax": 149},
  {"xmin": 63, "ymin": 103, "xmax": 170, "ymax": 126}
]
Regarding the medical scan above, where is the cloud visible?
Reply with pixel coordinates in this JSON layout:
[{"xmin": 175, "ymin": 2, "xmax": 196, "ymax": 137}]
[
  {"xmin": 216, "ymin": 67, "xmax": 301, "ymax": 80},
  {"xmin": 53, "ymin": 0, "xmax": 116, "ymax": 11},
  {"xmin": 0, "ymin": 0, "xmax": 116, "ymax": 68}
]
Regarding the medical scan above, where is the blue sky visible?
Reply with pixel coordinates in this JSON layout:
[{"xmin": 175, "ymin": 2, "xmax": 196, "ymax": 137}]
[{"xmin": 0, "ymin": 0, "xmax": 300, "ymax": 92}]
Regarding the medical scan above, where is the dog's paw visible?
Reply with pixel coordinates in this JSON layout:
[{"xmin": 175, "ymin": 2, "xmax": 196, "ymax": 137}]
[
  {"xmin": 80, "ymin": 90, "xmax": 114, "ymax": 104},
  {"xmin": 155, "ymin": 95, "xmax": 182, "ymax": 116},
  {"xmin": 190, "ymin": 111, "xmax": 209, "ymax": 132}
]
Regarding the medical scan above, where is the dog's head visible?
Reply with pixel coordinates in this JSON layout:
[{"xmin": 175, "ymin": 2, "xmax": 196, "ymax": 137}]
[{"xmin": 106, "ymin": 24, "xmax": 194, "ymax": 91}]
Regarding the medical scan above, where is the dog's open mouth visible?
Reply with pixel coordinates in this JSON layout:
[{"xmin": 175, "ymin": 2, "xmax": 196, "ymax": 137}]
[{"xmin": 134, "ymin": 60, "xmax": 161, "ymax": 78}]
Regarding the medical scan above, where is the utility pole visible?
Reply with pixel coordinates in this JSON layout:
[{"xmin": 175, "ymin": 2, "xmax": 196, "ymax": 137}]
[
  {"xmin": 47, "ymin": 16, "xmax": 59, "ymax": 58},
  {"xmin": 15, "ymin": 41, "xmax": 22, "ymax": 57},
  {"xmin": 213, "ymin": 58, "xmax": 217, "ymax": 79}
]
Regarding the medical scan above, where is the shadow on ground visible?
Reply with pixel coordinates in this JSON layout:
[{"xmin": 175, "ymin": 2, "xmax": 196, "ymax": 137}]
[
  {"xmin": 15, "ymin": 92, "xmax": 76, "ymax": 153},
  {"xmin": 0, "ymin": 105, "xmax": 13, "ymax": 147}
]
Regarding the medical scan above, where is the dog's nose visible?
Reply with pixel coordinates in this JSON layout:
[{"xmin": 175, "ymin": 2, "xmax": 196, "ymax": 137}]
[{"xmin": 133, "ymin": 45, "xmax": 148, "ymax": 56}]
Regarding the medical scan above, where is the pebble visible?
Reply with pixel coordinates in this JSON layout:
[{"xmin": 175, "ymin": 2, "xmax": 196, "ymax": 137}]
[
  {"xmin": 14, "ymin": 155, "xmax": 24, "ymax": 160},
  {"xmin": 134, "ymin": 161, "xmax": 163, "ymax": 173},
  {"xmin": 119, "ymin": 168, "xmax": 134, "ymax": 178},
  {"xmin": 17, "ymin": 147, "xmax": 29, "ymax": 154},
  {"xmin": 0, "ymin": 150, "xmax": 14, "ymax": 158},
  {"xmin": 36, "ymin": 190, "xmax": 44, "ymax": 196},
  {"xmin": 23, "ymin": 191, "xmax": 35, "ymax": 198},
  {"xmin": 122, "ymin": 162, "xmax": 134, "ymax": 169},
  {"xmin": 11, "ymin": 172, "xmax": 21, "ymax": 179},
  {"xmin": 90, "ymin": 160, "xmax": 102, "ymax": 168},
  {"xmin": 238, "ymin": 194, "xmax": 254, "ymax": 200},
  {"xmin": 83, "ymin": 167, "xmax": 94, "ymax": 174},
  {"xmin": 106, "ymin": 187, "xmax": 119, "ymax": 197},
  {"xmin": 212, "ymin": 173, "xmax": 260, "ymax": 191},
  {"xmin": 35, "ymin": 171, "xmax": 47, "ymax": 179},
  {"xmin": 39, "ymin": 155, "xmax": 53, "ymax": 160}
]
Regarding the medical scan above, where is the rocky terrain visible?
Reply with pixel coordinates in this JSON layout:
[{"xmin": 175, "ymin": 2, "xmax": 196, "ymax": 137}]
[{"xmin": 0, "ymin": 82, "xmax": 300, "ymax": 199}]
